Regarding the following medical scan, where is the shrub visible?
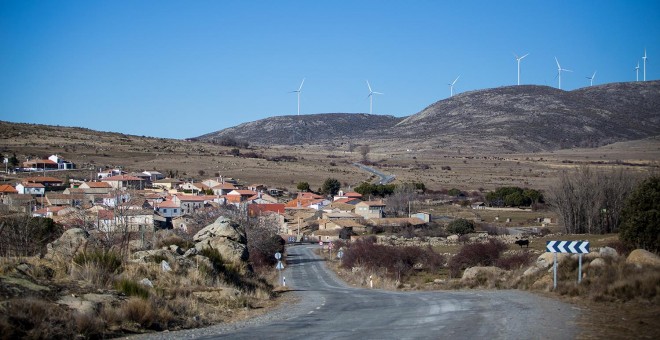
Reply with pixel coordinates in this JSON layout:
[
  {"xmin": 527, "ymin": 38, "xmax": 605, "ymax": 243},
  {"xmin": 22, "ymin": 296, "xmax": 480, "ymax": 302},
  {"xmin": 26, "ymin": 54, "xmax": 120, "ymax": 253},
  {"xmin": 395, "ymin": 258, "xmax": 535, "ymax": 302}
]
[
  {"xmin": 122, "ymin": 297, "xmax": 155, "ymax": 328},
  {"xmin": 72, "ymin": 250, "xmax": 123, "ymax": 286},
  {"xmin": 340, "ymin": 238, "xmax": 445, "ymax": 281},
  {"xmin": 446, "ymin": 218, "xmax": 475, "ymax": 235},
  {"xmin": 448, "ymin": 239, "xmax": 507, "ymax": 277},
  {"xmin": 73, "ymin": 250, "xmax": 122, "ymax": 274},
  {"xmin": 495, "ymin": 251, "xmax": 535, "ymax": 270},
  {"xmin": 115, "ymin": 278, "xmax": 150, "ymax": 299},
  {"xmin": 0, "ymin": 298, "xmax": 76, "ymax": 339}
]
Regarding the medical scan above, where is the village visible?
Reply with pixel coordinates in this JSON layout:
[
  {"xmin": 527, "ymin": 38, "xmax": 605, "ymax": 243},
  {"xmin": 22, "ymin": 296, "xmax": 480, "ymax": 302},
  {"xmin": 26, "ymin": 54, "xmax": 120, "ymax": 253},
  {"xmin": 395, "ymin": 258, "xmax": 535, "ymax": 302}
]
[{"xmin": 0, "ymin": 154, "xmax": 446, "ymax": 244}]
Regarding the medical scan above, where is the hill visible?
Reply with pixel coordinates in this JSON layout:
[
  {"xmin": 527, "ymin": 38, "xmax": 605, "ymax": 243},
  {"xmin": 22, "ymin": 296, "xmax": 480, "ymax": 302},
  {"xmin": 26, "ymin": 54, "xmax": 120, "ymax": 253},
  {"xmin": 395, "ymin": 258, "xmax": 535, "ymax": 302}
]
[
  {"xmin": 194, "ymin": 113, "xmax": 404, "ymax": 146},
  {"xmin": 196, "ymin": 81, "xmax": 660, "ymax": 153}
]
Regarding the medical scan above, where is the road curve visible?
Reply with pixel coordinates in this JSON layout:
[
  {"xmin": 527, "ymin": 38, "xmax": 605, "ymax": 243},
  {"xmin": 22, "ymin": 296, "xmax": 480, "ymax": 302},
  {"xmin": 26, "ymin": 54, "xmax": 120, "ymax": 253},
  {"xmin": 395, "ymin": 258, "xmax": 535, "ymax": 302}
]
[
  {"xmin": 198, "ymin": 245, "xmax": 580, "ymax": 340},
  {"xmin": 353, "ymin": 163, "xmax": 395, "ymax": 184}
]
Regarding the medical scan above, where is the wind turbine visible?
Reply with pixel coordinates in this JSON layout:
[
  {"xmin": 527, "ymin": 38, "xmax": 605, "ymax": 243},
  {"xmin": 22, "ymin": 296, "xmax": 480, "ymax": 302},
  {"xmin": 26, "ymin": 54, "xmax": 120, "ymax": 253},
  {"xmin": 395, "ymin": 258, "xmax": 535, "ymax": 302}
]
[
  {"xmin": 290, "ymin": 78, "xmax": 305, "ymax": 115},
  {"xmin": 642, "ymin": 49, "xmax": 647, "ymax": 81},
  {"xmin": 635, "ymin": 62, "xmax": 640, "ymax": 82},
  {"xmin": 448, "ymin": 76, "xmax": 460, "ymax": 97},
  {"xmin": 555, "ymin": 57, "xmax": 572, "ymax": 89},
  {"xmin": 586, "ymin": 71, "xmax": 596, "ymax": 86},
  {"xmin": 366, "ymin": 80, "xmax": 383, "ymax": 114},
  {"xmin": 514, "ymin": 52, "xmax": 529, "ymax": 85}
]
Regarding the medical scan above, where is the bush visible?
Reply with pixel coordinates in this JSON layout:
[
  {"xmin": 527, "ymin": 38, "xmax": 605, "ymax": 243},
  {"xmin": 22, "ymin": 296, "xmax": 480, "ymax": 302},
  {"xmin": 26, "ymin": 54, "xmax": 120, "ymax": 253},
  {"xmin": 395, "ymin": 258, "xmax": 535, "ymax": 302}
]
[
  {"xmin": 0, "ymin": 298, "xmax": 76, "ymax": 339},
  {"xmin": 448, "ymin": 239, "xmax": 507, "ymax": 277},
  {"xmin": 340, "ymin": 238, "xmax": 445, "ymax": 281},
  {"xmin": 73, "ymin": 250, "xmax": 122, "ymax": 274},
  {"xmin": 495, "ymin": 252, "xmax": 535, "ymax": 270},
  {"xmin": 115, "ymin": 278, "xmax": 150, "ymax": 299},
  {"xmin": 446, "ymin": 219, "xmax": 475, "ymax": 235}
]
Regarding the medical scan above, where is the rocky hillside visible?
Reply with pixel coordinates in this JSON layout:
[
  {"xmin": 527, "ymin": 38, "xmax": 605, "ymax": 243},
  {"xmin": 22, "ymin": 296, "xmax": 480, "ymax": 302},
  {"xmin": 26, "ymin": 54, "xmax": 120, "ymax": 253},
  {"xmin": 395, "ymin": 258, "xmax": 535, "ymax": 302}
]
[
  {"xmin": 197, "ymin": 81, "xmax": 660, "ymax": 153},
  {"xmin": 194, "ymin": 113, "xmax": 404, "ymax": 146}
]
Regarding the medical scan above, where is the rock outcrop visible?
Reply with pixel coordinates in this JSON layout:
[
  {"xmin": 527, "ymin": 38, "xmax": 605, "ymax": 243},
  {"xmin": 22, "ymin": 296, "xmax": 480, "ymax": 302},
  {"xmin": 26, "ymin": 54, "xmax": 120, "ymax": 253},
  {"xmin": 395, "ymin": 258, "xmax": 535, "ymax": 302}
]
[
  {"xmin": 45, "ymin": 228, "xmax": 90, "ymax": 260},
  {"xmin": 193, "ymin": 216, "xmax": 248, "ymax": 264}
]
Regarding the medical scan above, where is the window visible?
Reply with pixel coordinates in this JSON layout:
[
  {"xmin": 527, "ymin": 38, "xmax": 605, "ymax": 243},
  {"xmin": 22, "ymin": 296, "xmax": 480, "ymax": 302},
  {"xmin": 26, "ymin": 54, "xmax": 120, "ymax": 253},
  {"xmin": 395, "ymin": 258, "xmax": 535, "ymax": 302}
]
[
  {"xmin": 162, "ymin": 209, "xmax": 167, "ymax": 213},
  {"xmin": 173, "ymin": 209, "xmax": 177, "ymax": 213}
]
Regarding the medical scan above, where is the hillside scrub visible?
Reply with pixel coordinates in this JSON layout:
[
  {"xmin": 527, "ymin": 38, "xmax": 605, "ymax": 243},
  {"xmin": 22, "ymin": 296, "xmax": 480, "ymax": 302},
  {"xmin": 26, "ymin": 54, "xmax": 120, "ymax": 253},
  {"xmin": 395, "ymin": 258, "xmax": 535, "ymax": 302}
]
[{"xmin": 339, "ymin": 237, "xmax": 445, "ymax": 282}]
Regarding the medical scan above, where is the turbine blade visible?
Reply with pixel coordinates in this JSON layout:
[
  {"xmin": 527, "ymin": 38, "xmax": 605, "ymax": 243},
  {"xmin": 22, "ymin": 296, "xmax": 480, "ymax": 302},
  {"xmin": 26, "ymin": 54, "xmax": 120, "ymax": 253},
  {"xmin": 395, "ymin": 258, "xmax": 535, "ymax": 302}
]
[
  {"xmin": 452, "ymin": 76, "xmax": 460, "ymax": 85},
  {"xmin": 366, "ymin": 80, "xmax": 372, "ymax": 92},
  {"xmin": 521, "ymin": 53, "xmax": 529, "ymax": 59},
  {"xmin": 373, "ymin": 91, "xmax": 383, "ymax": 95},
  {"xmin": 555, "ymin": 57, "xmax": 560, "ymax": 68},
  {"xmin": 298, "ymin": 78, "xmax": 305, "ymax": 91}
]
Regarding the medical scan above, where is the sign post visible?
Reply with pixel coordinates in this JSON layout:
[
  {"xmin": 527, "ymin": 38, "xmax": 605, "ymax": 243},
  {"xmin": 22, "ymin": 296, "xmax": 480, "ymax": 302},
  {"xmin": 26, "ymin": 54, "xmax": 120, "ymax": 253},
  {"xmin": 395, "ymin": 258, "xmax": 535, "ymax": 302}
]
[
  {"xmin": 546, "ymin": 241, "xmax": 590, "ymax": 289},
  {"xmin": 274, "ymin": 252, "xmax": 284, "ymax": 286}
]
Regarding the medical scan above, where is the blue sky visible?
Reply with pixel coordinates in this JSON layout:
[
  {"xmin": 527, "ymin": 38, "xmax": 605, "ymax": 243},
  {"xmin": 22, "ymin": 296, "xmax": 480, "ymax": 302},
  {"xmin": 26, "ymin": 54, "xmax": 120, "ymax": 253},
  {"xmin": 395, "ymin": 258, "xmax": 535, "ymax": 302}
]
[{"xmin": 1, "ymin": 0, "xmax": 658, "ymax": 139}]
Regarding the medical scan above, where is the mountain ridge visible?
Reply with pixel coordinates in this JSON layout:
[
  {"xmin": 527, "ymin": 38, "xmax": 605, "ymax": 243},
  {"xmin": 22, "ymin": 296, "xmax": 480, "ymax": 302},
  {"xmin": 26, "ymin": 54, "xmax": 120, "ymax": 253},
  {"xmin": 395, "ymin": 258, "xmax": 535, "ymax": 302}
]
[{"xmin": 196, "ymin": 81, "xmax": 660, "ymax": 153}]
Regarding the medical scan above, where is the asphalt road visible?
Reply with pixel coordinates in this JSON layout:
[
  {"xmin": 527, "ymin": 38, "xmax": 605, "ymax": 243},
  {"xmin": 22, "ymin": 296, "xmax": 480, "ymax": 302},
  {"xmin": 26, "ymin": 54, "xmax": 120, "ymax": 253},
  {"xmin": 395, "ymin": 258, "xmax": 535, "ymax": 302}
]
[
  {"xmin": 353, "ymin": 163, "xmax": 396, "ymax": 184},
  {"xmin": 198, "ymin": 245, "xmax": 580, "ymax": 340}
]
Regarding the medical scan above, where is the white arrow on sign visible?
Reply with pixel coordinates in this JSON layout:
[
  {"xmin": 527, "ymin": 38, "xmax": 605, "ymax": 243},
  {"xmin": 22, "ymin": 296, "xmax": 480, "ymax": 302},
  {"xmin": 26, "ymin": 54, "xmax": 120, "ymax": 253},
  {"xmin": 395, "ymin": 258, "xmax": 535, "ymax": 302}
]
[{"xmin": 276, "ymin": 261, "xmax": 284, "ymax": 270}]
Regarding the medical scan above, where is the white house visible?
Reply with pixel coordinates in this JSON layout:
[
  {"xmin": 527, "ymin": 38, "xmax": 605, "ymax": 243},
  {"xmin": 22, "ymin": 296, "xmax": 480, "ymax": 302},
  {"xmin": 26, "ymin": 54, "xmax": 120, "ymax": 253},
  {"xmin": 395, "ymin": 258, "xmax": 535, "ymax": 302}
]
[
  {"xmin": 48, "ymin": 155, "xmax": 75, "ymax": 170},
  {"xmin": 154, "ymin": 198, "xmax": 181, "ymax": 218},
  {"xmin": 16, "ymin": 183, "xmax": 45, "ymax": 196},
  {"xmin": 142, "ymin": 171, "xmax": 165, "ymax": 182}
]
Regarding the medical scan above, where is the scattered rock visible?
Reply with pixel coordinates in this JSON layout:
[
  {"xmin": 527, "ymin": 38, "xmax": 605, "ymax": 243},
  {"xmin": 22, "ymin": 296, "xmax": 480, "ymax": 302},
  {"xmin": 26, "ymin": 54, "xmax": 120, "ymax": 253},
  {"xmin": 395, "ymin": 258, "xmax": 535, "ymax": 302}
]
[
  {"xmin": 139, "ymin": 278, "xmax": 154, "ymax": 288},
  {"xmin": 523, "ymin": 266, "xmax": 540, "ymax": 277},
  {"xmin": 170, "ymin": 244, "xmax": 184, "ymax": 255},
  {"xmin": 461, "ymin": 266, "xmax": 507, "ymax": 281},
  {"xmin": 599, "ymin": 246, "xmax": 618, "ymax": 258},
  {"xmin": 57, "ymin": 295, "xmax": 98, "ymax": 316},
  {"xmin": 589, "ymin": 258, "xmax": 606, "ymax": 267},
  {"xmin": 535, "ymin": 252, "xmax": 569, "ymax": 269},
  {"xmin": 626, "ymin": 249, "xmax": 660, "ymax": 267},
  {"xmin": 131, "ymin": 249, "xmax": 172, "ymax": 264},
  {"xmin": 447, "ymin": 235, "xmax": 459, "ymax": 243},
  {"xmin": 184, "ymin": 248, "xmax": 198, "ymax": 257},
  {"xmin": 161, "ymin": 260, "xmax": 172, "ymax": 272}
]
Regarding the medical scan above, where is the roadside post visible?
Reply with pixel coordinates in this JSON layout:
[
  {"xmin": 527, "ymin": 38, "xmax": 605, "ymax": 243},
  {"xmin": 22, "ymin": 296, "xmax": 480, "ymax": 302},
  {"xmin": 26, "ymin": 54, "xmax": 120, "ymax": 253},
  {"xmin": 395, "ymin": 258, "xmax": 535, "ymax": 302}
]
[
  {"xmin": 546, "ymin": 240, "xmax": 590, "ymax": 289},
  {"xmin": 275, "ymin": 252, "xmax": 285, "ymax": 286}
]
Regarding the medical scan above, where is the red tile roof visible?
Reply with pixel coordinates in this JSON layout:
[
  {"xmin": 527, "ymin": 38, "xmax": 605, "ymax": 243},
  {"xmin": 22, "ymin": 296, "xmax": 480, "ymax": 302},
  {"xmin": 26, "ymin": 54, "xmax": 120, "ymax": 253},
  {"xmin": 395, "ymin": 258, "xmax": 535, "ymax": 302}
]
[
  {"xmin": 82, "ymin": 181, "xmax": 112, "ymax": 188},
  {"xmin": 0, "ymin": 184, "xmax": 17, "ymax": 193},
  {"xmin": 248, "ymin": 204, "xmax": 286, "ymax": 216},
  {"xmin": 102, "ymin": 175, "xmax": 145, "ymax": 181},
  {"xmin": 21, "ymin": 183, "xmax": 45, "ymax": 188},
  {"xmin": 298, "ymin": 192, "xmax": 324, "ymax": 199},
  {"xmin": 213, "ymin": 183, "xmax": 236, "ymax": 190},
  {"xmin": 156, "ymin": 200, "xmax": 180, "ymax": 208}
]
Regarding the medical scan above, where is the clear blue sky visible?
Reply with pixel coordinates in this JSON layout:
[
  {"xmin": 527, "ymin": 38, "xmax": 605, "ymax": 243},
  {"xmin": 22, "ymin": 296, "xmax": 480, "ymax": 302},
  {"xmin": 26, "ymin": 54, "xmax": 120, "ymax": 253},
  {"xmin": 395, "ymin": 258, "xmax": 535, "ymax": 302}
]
[{"xmin": 1, "ymin": 0, "xmax": 658, "ymax": 139}]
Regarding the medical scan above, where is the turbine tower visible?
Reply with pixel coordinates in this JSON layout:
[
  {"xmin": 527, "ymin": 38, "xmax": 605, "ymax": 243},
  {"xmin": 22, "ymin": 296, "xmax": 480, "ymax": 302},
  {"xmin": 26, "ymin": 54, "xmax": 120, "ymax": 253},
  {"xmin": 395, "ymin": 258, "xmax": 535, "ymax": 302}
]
[
  {"xmin": 448, "ymin": 76, "xmax": 460, "ymax": 97},
  {"xmin": 290, "ymin": 78, "xmax": 305, "ymax": 115},
  {"xmin": 555, "ymin": 57, "xmax": 572, "ymax": 89},
  {"xmin": 635, "ymin": 62, "xmax": 640, "ymax": 82},
  {"xmin": 514, "ymin": 53, "xmax": 529, "ymax": 85},
  {"xmin": 642, "ymin": 49, "xmax": 647, "ymax": 81},
  {"xmin": 586, "ymin": 71, "xmax": 596, "ymax": 86},
  {"xmin": 366, "ymin": 80, "xmax": 383, "ymax": 114}
]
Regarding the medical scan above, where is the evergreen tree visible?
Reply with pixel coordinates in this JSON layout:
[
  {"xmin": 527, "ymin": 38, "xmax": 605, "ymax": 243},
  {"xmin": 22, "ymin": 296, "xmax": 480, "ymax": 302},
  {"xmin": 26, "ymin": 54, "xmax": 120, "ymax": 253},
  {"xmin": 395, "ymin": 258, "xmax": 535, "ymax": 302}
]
[{"xmin": 619, "ymin": 176, "xmax": 660, "ymax": 252}]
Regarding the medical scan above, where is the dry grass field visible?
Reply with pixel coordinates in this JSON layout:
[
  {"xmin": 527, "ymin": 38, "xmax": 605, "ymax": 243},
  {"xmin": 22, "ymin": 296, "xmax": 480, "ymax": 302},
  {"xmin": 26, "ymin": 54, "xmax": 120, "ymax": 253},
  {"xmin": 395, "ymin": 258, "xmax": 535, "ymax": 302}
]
[{"xmin": 1, "ymin": 121, "xmax": 658, "ymax": 194}]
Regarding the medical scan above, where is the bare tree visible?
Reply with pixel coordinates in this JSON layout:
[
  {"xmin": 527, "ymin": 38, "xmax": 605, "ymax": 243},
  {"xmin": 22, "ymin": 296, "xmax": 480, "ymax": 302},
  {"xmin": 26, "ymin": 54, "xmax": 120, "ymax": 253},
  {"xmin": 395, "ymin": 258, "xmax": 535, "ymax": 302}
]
[
  {"xmin": 358, "ymin": 145, "xmax": 370, "ymax": 163},
  {"xmin": 386, "ymin": 183, "xmax": 418, "ymax": 217},
  {"xmin": 547, "ymin": 166, "xmax": 639, "ymax": 234}
]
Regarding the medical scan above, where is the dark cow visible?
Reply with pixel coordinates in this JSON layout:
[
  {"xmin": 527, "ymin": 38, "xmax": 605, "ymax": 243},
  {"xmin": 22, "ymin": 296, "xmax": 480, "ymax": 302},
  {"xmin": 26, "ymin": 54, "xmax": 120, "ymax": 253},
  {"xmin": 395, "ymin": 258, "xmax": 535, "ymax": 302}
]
[{"xmin": 514, "ymin": 239, "xmax": 530, "ymax": 248}]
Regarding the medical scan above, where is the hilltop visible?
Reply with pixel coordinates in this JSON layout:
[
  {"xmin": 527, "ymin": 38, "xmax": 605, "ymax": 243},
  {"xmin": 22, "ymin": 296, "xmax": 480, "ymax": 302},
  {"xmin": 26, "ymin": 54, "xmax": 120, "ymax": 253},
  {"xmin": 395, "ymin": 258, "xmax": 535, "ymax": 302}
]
[{"xmin": 196, "ymin": 81, "xmax": 660, "ymax": 153}]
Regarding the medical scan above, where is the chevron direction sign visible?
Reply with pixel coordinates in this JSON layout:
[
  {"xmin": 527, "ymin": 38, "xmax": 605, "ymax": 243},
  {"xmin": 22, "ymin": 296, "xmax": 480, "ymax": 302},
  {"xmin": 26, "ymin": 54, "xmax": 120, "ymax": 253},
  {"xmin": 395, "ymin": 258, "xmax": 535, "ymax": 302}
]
[{"xmin": 546, "ymin": 240, "xmax": 590, "ymax": 254}]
